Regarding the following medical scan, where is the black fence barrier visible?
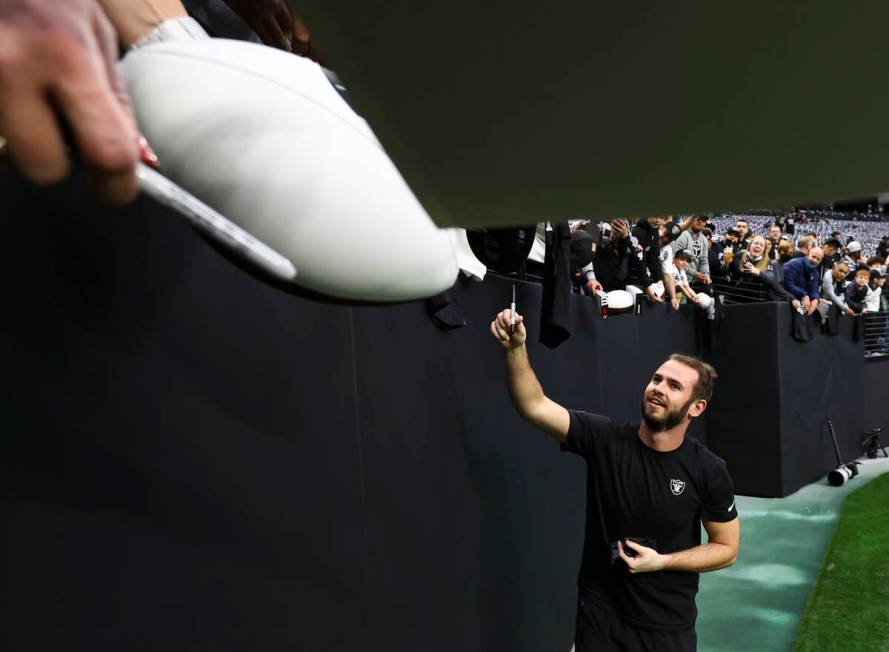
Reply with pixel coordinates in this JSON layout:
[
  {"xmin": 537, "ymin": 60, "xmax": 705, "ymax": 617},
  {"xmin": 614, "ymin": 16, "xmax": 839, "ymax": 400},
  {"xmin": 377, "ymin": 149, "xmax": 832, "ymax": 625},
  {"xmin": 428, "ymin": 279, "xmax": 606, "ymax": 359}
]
[
  {"xmin": 712, "ymin": 276, "xmax": 767, "ymax": 304},
  {"xmin": 863, "ymin": 311, "xmax": 889, "ymax": 358},
  {"xmin": 2, "ymin": 174, "xmax": 887, "ymax": 650},
  {"xmin": 703, "ymin": 303, "xmax": 887, "ymax": 496}
]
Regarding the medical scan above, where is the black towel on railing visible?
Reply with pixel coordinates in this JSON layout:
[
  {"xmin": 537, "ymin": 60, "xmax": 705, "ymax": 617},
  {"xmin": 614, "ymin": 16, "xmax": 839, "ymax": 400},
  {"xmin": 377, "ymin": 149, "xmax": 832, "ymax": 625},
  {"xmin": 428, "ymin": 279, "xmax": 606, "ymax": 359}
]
[
  {"xmin": 425, "ymin": 289, "xmax": 467, "ymax": 330},
  {"xmin": 790, "ymin": 304, "xmax": 813, "ymax": 342},
  {"xmin": 540, "ymin": 222, "xmax": 572, "ymax": 348}
]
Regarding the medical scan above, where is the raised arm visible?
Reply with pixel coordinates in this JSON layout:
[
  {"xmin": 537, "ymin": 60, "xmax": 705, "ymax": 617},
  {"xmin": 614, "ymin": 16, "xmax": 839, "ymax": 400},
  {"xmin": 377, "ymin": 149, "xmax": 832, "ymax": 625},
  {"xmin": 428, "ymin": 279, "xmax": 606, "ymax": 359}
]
[{"xmin": 490, "ymin": 309, "xmax": 570, "ymax": 441}]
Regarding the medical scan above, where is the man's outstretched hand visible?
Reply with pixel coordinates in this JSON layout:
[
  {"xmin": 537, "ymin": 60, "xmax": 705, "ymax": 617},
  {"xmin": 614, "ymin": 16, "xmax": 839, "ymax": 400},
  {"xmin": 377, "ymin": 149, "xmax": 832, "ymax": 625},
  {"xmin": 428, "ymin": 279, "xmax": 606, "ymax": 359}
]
[
  {"xmin": 0, "ymin": 0, "xmax": 139, "ymax": 205},
  {"xmin": 490, "ymin": 308, "xmax": 526, "ymax": 350}
]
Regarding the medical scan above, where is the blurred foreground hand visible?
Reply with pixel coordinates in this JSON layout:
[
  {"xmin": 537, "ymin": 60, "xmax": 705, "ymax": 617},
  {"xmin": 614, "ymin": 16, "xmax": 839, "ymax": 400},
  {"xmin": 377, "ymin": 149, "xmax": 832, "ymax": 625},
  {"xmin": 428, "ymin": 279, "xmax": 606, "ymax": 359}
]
[{"xmin": 0, "ymin": 0, "xmax": 139, "ymax": 205}]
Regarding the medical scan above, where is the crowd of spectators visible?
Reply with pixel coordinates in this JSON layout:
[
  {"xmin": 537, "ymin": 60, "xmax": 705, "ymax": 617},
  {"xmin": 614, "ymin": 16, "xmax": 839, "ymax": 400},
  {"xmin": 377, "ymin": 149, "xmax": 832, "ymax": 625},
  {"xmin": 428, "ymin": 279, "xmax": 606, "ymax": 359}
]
[{"xmin": 544, "ymin": 211, "xmax": 889, "ymax": 354}]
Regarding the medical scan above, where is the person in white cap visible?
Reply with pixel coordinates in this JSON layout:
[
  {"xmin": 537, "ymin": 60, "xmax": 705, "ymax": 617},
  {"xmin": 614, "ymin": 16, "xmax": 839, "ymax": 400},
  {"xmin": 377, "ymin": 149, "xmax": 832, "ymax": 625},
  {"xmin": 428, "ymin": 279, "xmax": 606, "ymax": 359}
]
[{"xmin": 842, "ymin": 241, "xmax": 864, "ymax": 270}]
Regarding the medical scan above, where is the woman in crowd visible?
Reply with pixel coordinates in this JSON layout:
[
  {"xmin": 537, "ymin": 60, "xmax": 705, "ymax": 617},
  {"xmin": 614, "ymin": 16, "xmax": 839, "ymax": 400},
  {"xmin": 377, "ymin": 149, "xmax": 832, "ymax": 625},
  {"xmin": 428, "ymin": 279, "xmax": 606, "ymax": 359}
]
[{"xmin": 730, "ymin": 235, "xmax": 795, "ymax": 303}]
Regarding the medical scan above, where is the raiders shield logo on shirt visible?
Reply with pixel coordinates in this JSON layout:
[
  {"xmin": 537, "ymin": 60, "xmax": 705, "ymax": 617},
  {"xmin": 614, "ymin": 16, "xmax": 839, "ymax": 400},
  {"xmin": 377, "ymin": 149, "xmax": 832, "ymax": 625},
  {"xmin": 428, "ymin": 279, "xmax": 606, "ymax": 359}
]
[{"xmin": 670, "ymin": 479, "xmax": 686, "ymax": 495}]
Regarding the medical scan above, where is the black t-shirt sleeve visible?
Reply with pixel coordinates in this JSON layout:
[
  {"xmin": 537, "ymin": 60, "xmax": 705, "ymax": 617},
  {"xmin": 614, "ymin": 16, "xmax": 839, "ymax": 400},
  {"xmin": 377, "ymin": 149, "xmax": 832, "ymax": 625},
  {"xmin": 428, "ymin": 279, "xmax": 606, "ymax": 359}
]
[
  {"xmin": 561, "ymin": 410, "xmax": 617, "ymax": 459},
  {"xmin": 700, "ymin": 456, "xmax": 738, "ymax": 523}
]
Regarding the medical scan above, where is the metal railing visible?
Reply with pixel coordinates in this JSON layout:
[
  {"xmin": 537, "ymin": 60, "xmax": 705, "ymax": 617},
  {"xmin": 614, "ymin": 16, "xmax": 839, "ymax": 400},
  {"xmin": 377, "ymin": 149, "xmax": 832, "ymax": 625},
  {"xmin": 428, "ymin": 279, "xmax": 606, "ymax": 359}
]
[
  {"xmin": 712, "ymin": 276, "xmax": 767, "ymax": 304},
  {"xmin": 863, "ymin": 312, "xmax": 889, "ymax": 359}
]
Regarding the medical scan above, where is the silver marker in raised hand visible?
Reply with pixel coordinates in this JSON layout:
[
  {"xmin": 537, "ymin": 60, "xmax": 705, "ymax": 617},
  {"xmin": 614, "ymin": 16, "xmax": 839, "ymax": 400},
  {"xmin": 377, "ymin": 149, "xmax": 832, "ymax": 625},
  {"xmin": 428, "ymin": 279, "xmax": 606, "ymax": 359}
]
[{"xmin": 510, "ymin": 284, "xmax": 517, "ymax": 334}]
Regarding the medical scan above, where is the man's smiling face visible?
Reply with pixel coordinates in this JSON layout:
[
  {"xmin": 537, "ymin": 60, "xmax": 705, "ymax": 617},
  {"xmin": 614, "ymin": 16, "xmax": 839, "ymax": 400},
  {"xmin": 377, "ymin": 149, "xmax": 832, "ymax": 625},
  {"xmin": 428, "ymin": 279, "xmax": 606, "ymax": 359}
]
[{"xmin": 641, "ymin": 359, "xmax": 701, "ymax": 432}]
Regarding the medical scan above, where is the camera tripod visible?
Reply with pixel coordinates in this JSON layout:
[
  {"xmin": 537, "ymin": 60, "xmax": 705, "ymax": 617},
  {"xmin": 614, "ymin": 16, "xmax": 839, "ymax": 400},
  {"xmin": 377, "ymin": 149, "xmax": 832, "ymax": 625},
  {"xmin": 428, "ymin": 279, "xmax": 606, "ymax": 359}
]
[
  {"xmin": 861, "ymin": 428, "xmax": 887, "ymax": 459},
  {"xmin": 826, "ymin": 418, "xmax": 860, "ymax": 486}
]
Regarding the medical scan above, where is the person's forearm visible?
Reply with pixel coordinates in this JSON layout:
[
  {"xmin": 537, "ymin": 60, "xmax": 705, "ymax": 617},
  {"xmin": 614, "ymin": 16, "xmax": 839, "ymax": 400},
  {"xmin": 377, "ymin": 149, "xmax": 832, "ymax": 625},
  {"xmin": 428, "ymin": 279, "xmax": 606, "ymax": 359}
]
[
  {"xmin": 699, "ymin": 255, "xmax": 710, "ymax": 276},
  {"xmin": 808, "ymin": 279, "xmax": 820, "ymax": 301},
  {"xmin": 98, "ymin": 0, "xmax": 187, "ymax": 46},
  {"xmin": 771, "ymin": 281, "xmax": 795, "ymax": 302},
  {"xmin": 504, "ymin": 345, "xmax": 546, "ymax": 419},
  {"xmin": 823, "ymin": 283, "xmax": 846, "ymax": 309},
  {"xmin": 663, "ymin": 273, "xmax": 677, "ymax": 301},
  {"xmin": 662, "ymin": 542, "xmax": 737, "ymax": 573}
]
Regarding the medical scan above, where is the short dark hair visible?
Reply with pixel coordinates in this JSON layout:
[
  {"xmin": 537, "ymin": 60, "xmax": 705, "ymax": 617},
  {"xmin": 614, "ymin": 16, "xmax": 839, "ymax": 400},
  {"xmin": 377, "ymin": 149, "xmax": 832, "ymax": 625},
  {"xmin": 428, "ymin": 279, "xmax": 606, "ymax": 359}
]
[{"xmin": 668, "ymin": 354, "xmax": 718, "ymax": 402}]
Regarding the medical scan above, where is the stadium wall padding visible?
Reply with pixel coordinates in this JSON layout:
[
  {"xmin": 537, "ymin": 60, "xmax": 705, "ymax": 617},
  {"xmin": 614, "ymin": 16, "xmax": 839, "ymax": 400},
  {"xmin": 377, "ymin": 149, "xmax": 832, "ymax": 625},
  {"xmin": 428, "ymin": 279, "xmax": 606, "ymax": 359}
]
[{"xmin": 1, "ymin": 175, "xmax": 884, "ymax": 650}]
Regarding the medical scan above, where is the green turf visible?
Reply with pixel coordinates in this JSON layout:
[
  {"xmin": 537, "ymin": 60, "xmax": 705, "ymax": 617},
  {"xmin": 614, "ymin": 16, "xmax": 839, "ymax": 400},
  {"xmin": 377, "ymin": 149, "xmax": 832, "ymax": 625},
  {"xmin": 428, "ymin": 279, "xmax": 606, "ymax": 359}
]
[
  {"xmin": 695, "ymin": 458, "xmax": 889, "ymax": 652},
  {"xmin": 792, "ymin": 473, "xmax": 889, "ymax": 652}
]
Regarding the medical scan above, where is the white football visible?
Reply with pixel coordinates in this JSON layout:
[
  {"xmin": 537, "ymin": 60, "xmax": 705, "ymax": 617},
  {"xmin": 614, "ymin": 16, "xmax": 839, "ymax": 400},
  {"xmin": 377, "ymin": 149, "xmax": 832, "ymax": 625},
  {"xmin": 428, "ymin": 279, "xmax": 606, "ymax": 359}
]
[{"xmin": 120, "ymin": 38, "xmax": 458, "ymax": 302}]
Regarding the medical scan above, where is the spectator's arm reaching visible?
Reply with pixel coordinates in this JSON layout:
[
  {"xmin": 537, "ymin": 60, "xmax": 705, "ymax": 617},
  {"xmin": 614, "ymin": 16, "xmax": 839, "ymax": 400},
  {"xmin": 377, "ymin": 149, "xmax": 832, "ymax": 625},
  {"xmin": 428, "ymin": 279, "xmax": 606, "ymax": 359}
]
[
  {"xmin": 761, "ymin": 268, "xmax": 795, "ymax": 302},
  {"xmin": 677, "ymin": 281, "xmax": 697, "ymax": 302},
  {"xmin": 806, "ymin": 270, "xmax": 820, "ymax": 302},
  {"xmin": 820, "ymin": 271, "xmax": 850, "ymax": 311},
  {"xmin": 582, "ymin": 262, "xmax": 603, "ymax": 294},
  {"xmin": 663, "ymin": 272, "xmax": 679, "ymax": 309}
]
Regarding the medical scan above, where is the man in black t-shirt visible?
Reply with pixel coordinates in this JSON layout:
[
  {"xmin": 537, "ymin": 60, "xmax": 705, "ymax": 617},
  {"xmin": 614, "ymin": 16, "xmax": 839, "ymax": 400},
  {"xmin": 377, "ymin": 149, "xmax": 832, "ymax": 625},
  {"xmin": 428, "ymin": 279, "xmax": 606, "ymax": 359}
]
[{"xmin": 490, "ymin": 310, "xmax": 740, "ymax": 652}]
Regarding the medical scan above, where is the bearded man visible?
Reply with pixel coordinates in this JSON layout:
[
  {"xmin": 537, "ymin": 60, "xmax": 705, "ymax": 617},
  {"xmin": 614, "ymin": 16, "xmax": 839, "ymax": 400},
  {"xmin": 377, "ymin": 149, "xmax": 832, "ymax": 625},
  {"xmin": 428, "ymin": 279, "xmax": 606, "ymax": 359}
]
[{"xmin": 490, "ymin": 309, "xmax": 740, "ymax": 652}]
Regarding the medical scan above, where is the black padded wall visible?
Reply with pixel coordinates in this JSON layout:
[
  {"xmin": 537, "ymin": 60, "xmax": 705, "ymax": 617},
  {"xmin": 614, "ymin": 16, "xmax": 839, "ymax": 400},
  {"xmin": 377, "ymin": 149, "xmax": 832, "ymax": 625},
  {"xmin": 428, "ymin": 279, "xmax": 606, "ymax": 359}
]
[
  {"xmin": 774, "ymin": 308, "xmax": 873, "ymax": 495},
  {"xmin": 704, "ymin": 303, "xmax": 785, "ymax": 497},
  {"xmin": 705, "ymin": 304, "xmax": 882, "ymax": 497},
  {"xmin": 2, "ymin": 179, "xmax": 370, "ymax": 650},
  {"xmin": 2, "ymin": 173, "xmax": 884, "ymax": 649}
]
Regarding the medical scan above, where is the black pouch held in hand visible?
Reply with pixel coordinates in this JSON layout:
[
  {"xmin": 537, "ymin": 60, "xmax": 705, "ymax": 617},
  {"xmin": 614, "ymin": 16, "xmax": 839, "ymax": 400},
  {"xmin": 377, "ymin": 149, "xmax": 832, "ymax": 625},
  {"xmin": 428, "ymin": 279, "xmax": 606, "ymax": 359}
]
[
  {"xmin": 609, "ymin": 537, "xmax": 659, "ymax": 570},
  {"xmin": 791, "ymin": 304, "xmax": 812, "ymax": 342}
]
